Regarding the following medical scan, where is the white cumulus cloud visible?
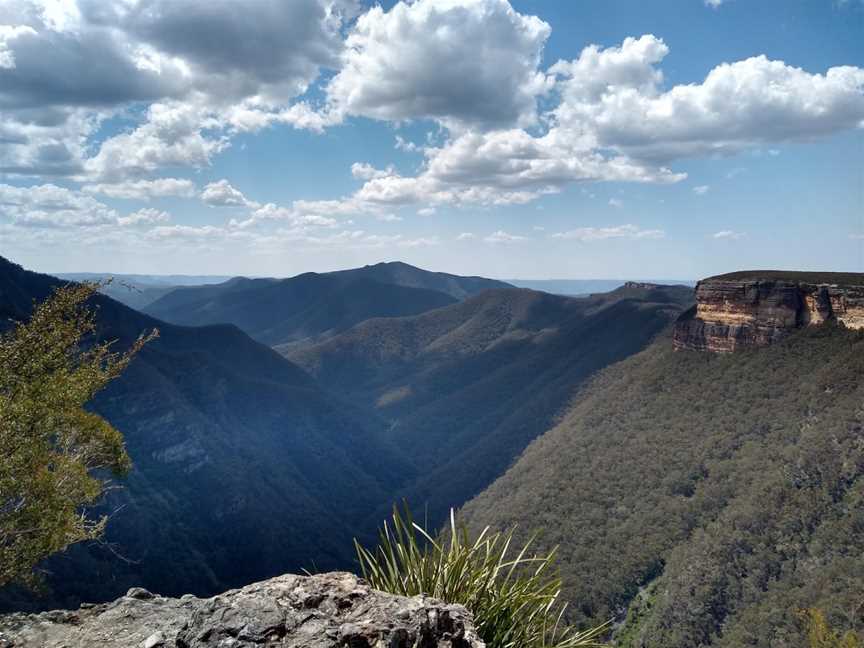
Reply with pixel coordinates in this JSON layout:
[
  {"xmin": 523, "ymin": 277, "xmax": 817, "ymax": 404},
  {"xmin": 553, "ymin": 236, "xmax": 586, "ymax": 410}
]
[
  {"xmin": 551, "ymin": 224, "xmax": 665, "ymax": 241},
  {"xmin": 201, "ymin": 179, "xmax": 257, "ymax": 208},
  {"xmin": 551, "ymin": 35, "xmax": 864, "ymax": 162},
  {"xmin": 83, "ymin": 178, "xmax": 196, "ymax": 200},
  {"xmin": 117, "ymin": 207, "xmax": 171, "ymax": 226},
  {"xmin": 325, "ymin": 0, "xmax": 552, "ymax": 129},
  {"xmin": 713, "ymin": 229, "xmax": 746, "ymax": 240},
  {"xmin": 484, "ymin": 229, "xmax": 526, "ymax": 243},
  {"xmin": 351, "ymin": 162, "xmax": 396, "ymax": 180},
  {"xmin": 0, "ymin": 183, "xmax": 117, "ymax": 227}
]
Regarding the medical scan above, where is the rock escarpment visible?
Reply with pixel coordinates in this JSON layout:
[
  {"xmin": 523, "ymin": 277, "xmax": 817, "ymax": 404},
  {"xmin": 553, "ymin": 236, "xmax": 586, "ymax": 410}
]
[
  {"xmin": 674, "ymin": 271, "xmax": 864, "ymax": 352},
  {"xmin": 0, "ymin": 572, "xmax": 483, "ymax": 648}
]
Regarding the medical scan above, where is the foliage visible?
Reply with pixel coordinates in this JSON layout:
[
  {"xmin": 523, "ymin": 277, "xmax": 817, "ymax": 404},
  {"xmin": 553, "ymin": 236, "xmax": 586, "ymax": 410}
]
[
  {"xmin": 459, "ymin": 324, "xmax": 864, "ymax": 647},
  {"xmin": 0, "ymin": 256, "xmax": 417, "ymax": 612},
  {"xmin": 0, "ymin": 282, "xmax": 154, "ymax": 587},
  {"xmin": 291, "ymin": 284, "xmax": 692, "ymax": 532},
  {"xmin": 145, "ymin": 272, "xmax": 458, "ymax": 348},
  {"xmin": 355, "ymin": 504, "xmax": 609, "ymax": 648},
  {"xmin": 799, "ymin": 609, "xmax": 863, "ymax": 648},
  {"xmin": 708, "ymin": 270, "xmax": 864, "ymax": 285}
]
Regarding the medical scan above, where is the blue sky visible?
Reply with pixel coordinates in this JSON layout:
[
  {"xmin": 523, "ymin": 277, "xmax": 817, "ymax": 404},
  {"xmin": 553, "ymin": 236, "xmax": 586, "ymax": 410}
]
[{"xmin": 0, "ymin": 0, "xmax": 862, "ymax": 280}]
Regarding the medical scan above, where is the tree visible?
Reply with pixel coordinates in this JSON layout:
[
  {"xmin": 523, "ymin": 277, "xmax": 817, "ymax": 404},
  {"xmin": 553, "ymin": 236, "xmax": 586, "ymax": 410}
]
[
  {"xmin": 0, "ymin": 283, "xmax": 155, "ymax": 586},
  {"xmin": 799, "ymin": 609, "xmax": 863, "ymax": 648}
]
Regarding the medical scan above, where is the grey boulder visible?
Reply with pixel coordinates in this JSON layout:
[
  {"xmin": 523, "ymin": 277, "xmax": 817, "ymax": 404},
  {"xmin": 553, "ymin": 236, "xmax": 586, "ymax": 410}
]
[{"xmin": 0, "ymin": 572, "xmax": 484, "ymax": 647}]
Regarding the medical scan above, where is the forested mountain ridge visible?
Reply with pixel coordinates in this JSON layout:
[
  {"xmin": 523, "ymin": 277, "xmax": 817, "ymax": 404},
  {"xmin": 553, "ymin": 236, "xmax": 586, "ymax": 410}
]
[
  {"xmin": 325, "ymin": 261, "xmax": 511, "ymax": 299},
  {"xmin": 0, "ymin": 256, "xmax": 410, "ymax": 610},
  {"xmin": 143, "ymin": 261, "xmax": 508, "ymax": 348},
  {"xmin": 147, "ymin": 274, "xmax": 456, "ymax": 347},
  {"xmin": 54, "ymin": 273, "xmax": 233, "ymax": 310},
  {"xmin": 287, "ymin": 283, "xmax": 695, "ymax": 528},
  {"xmin": 2, "ymin": 256, "xmax": 696, "ymax": 615},
  {"xmin": 459, "ymin": 322, "xmax": 864, "ymax": 647}
]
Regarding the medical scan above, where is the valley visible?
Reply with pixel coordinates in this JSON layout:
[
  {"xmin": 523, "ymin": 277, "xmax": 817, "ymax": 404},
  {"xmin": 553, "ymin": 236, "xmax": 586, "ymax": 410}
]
[
  {"xmin": 2, "ymin": 2, "xmax": 861, "ymax": 645},
  {"xmin": 1, "ymin": 256, "xmax": 861, "ymax": 648},
  {"xmin": 0, "ymin": 257, "xmax": 692, "ymax": 616},
  {"xmin": 0, "ymin": 257, "xmax": 407, "ymax": 609}
]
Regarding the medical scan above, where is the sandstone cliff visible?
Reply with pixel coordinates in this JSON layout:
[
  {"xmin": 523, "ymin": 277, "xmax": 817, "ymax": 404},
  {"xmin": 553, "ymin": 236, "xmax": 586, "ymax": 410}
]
[
  {"xmin": 673, "ymin": 271, "xmax": 864, "ymax": 352},
  {"xmin": 0, "ymin": 572, "xmax": 483, "ymax": 648}
]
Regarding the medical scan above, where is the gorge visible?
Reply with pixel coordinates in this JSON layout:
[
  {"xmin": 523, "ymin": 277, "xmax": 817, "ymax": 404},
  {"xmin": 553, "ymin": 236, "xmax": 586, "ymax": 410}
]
[{"xmin": 2, "ymin": 260, "xmax": 862, "ymax": 648}]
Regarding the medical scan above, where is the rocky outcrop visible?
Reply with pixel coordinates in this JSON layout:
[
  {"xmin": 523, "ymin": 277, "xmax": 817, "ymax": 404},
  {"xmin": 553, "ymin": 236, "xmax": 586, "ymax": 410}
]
[
  {"xmin": 0, "ymin": 572, "xmax": 484, "ymax": 648},
  {"xmin": 673, "ymin": 271, "xmax": 864, "ymax": 352}
]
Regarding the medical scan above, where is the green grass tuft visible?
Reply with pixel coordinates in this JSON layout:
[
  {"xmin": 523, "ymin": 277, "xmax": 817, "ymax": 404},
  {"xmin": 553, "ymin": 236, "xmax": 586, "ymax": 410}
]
[{"xmin": 355, "ymin": 504, "xmax": 609, "ymax": 648}]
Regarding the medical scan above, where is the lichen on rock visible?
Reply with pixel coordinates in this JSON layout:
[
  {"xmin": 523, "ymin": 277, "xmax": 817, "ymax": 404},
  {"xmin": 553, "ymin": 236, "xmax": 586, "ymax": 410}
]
[{"xmin": 0, "ymin": 572, "xmax": 484, "ymax": 647}]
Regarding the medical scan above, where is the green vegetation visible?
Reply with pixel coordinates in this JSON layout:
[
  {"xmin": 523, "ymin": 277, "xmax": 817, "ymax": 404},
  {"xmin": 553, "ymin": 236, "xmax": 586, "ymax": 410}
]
[
  {"xmin": 289, "ymin": 284, "xmax": 693, "ymax": 528},
  {"xmin": 0, "ymin": 255, "xmax": 419, "ymax": 611},
  {"xmin": 706, "ymin": 270, "xmax": 864, "ymax": 284},
  {"xmin": 144, "ymin": 268, "xmax": 461, "ymax": 348},
  {"xmin": 799, "ymin": 609, "xmax": 863, "ymax": 648},
  {"xmin": 460, "ymin": 323, "xmax": 864, "ymax": 647},
  {"xmin": 355, "ymin": 505, "xmax": 609, "ymax": 648},
  {"xmin": 0, "ymin": 283, "xmax": 153, "ymax": 586}
]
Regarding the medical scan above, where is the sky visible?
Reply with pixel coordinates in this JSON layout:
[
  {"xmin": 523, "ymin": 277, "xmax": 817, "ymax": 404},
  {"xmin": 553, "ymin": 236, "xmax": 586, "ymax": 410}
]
[{"xmin": 0, "ymin": 0, "xmax": 862, "ymax": 280}]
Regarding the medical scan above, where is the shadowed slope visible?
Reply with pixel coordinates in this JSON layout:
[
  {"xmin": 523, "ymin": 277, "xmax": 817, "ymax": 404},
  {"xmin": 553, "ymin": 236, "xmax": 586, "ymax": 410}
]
[
  {"xmin": 286, "ymin": 283, "xmax": 694, "ymax": 528},
  {"xmin": 0, "ymin": 257, "xmax": 409, "ymax": 611},
  {"xmin": 144, "ymin": 268, "xmax": 460, "ymax": 347}
]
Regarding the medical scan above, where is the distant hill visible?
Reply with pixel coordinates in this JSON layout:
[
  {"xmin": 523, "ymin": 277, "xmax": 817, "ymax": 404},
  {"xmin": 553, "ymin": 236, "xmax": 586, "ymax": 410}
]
[
  {"xmin": 459, "ymin": 324, "xmax": 864, "ymax": 647},
  {"xmin": 285, "ymin": 283, "xmax": 695, "ymax": 527},
  {"xmin": 328, "ymin": 261, "xmax": 512, "ymax": 299},
  {"xmin": 0, "ymin": 257, "xmax": 408, "ymax": 611},
  {"xmin": 55, "ymin": 272, "xmax": 234, "ymax": 287},
  {"xmin": 506, "ymin": 278, "xmax": 695, "ymax": 296},
  {"xmin": 143, "ymin": 261, "xmax": 505, "ymax": 347},
  {"xmin": 55, "ymin": 273, "xmax": 232, "ymax": 310}
]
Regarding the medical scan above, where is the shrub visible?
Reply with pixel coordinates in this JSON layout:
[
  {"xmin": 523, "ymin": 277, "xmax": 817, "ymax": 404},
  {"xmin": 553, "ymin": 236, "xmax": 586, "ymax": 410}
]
[
  {"xmin": 355, "ymin": 505, "xmax": 609, "ymax": 648},
  {"xmin": 0, "ymin": 282, "xmax": 155, "ymax": 586}
]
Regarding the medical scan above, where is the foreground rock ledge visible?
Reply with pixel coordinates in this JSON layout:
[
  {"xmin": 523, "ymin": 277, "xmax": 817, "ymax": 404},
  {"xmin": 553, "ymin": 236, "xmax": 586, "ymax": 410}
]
[{"xmin": 0, "ymin": 572, "xmax": 484, "ymax": 647}]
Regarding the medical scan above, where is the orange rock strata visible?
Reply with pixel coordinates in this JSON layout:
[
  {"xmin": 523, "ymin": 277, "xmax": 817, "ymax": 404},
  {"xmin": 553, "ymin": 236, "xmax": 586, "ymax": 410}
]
[{"xmin": 673, "ymin": 277, "xmax": 864, "ymax": 352}]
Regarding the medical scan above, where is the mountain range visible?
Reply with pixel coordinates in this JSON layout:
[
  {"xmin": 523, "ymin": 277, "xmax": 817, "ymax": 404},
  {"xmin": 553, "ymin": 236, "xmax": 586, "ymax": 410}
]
[
  {"xmin": 506, "ymin": 279, "xmax": 695, "ymax": 296},
  {"xmin": 0, "ymin": 257, "xmax": 690, "ymax": 613},
  {"xmin": 0, "ymin": 257, "xmax": 406, "ymax": 609},
  {"xmin": 143, "ymin": 262, "xmax": 507, "ymax": 347},
  {"xmin": 286, "ymin": 282, "xmax": 693, "ymax": 525},
  {"xmin": 54, "ymin": 272, "xmax": 233, "ymax": 311},
  {"xmin": 3, "ymin": 255, "xmax": 859, "ymax": 647}
]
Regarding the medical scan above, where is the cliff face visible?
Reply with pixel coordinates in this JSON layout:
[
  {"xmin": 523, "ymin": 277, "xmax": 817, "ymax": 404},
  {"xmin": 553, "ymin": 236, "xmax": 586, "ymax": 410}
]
[
  {"xmin": 0, "ymin": 572, "xmax": 483, "ymax": 648},
  {"xmin": 673, "ymin": 272, "xmax": 864, "ymax": 352}
]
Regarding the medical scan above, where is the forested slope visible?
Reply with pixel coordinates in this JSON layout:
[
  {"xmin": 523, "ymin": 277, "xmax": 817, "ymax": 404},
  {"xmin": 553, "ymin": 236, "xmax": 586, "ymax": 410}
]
[
  {"xmin": 459, "ymin": 324, "xmax": 864, "ymax": 647},
  {"xmin": 288, "ymin": 284, "xmax": 694, "ymax": 528},
  {"xmin": 145, "ymin": 273, "xmax": 457, "ymax": 348},
  {"xmin": 0, "ymin": 256, "xmax": 408, "ymax": 610}
]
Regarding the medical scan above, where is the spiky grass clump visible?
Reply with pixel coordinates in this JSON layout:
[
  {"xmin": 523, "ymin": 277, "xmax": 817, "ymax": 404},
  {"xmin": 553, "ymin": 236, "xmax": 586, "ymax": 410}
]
[{"xmin": 355, "ymin": 506, "xmax": 609, "ymax": 648}]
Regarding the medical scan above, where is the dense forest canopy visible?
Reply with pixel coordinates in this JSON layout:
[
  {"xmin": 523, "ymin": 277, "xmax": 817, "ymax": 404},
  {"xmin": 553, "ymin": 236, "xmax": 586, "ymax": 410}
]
[
  {"xmin": 460, "ymin": 324, "xmax": 864, "ymax": 648},
  {"xmin": 706, "ymin": 271, "xmax": 864, "ymax": 284}
]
